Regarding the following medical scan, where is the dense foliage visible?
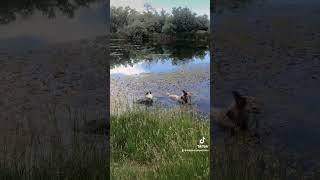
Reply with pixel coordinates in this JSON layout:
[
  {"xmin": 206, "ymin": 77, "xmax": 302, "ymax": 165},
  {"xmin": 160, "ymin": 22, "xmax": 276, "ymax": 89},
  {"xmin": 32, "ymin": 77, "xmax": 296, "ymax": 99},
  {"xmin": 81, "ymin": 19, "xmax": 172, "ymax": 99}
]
[{"xmin": 111, "ymin": 6, "xmax": 209, "ymax": 42}]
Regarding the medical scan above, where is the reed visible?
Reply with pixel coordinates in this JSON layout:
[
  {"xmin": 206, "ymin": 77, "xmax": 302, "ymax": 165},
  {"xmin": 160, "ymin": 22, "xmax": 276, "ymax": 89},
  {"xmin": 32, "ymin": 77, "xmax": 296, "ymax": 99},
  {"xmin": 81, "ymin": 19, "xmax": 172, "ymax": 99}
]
[{"xmin": 110, "ymin": 106, "xmax": 210, "ymax": 180}]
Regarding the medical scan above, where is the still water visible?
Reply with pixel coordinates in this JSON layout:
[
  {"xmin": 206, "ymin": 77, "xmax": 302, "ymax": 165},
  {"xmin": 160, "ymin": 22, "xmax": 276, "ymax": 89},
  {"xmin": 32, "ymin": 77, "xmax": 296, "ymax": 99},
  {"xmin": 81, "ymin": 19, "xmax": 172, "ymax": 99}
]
[
  {"xmin": 213, "ymin": 0, "xmax": 320, "ymax": 168},
  {"xmin": 110, "ymin": 40, "xmax": 210, "ymax": 114},
  {"xmin": 0, "ymin": 0, "xmax": 108, "ymax": 176},
  {"xmin": 0, "ymin": 0, "xmax": 108, "ymax": 130},
  {"xmin": 0, "ymin": 0, "xmax": 108, "ymax": 52}
]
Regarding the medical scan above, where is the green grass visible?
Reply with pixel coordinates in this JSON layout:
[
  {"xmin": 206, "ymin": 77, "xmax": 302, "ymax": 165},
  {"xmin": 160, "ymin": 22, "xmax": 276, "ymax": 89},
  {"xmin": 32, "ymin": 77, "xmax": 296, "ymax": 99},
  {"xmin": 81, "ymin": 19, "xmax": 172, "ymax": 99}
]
[
  {"xmin": 211, "ymin": 135, "xmax": 320, "ymax": 180},
  {"xmin": 111, "ymin": 107, "xmax": 210, "ymax": 180},
  {"xmin": 0, "ymin": 103, "xmax": 108, "ymax": 180},
  {"xmin": 112, "ymin": 104, "xmax": 320, "ymax": 180},
  {"xmin": 0, "ymin": 132, "xmax": 108, "ymax": 180}
]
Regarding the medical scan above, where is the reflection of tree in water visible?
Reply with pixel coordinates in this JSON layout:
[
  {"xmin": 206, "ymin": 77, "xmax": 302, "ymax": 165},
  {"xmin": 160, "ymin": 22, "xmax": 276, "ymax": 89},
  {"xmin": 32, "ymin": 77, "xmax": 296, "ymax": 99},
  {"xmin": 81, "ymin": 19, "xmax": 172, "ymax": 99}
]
[
  {"xmin": 215, "ymin": 0, "xmax": 262, "ymax": 14},
  {"xmin": 0, "ymin": 0, "xmax": 101, "ymax": 24},
  {"xmin": 110, "ymin": 40, "xmax": 208, "ymax": 68}
]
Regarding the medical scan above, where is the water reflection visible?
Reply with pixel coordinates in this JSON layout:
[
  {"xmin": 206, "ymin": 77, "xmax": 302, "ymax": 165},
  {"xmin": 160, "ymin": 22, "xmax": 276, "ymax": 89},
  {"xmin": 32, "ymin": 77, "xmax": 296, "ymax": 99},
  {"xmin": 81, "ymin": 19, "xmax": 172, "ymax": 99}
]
[
  {"xmin": 111, "ymin": 39, "xmax": 210, "ymax": 114},
  {"xmin": 0, "ymin": 0, "xmax": 104, "ymax": 24},
  {"xmin": 213, "ymin": 0, "xmax": 320, "ymax": 171},
  {"xmin": 111, "ymin": 51, "xmax": 210, "ymax": 76},
  {"xmin": 0, "ymin": 0, "xmax": 107, "ymax": 51},
  {"xmin": 111, "ymin": 62, "xmax": 146, "ymax": 76},
  {"xmin": 214, "ymin": 0, "xmax": 258, "ymax": 14},
  {"xmin": 110, "ymin": 40, "xmax": 209, "ymax": 71}
]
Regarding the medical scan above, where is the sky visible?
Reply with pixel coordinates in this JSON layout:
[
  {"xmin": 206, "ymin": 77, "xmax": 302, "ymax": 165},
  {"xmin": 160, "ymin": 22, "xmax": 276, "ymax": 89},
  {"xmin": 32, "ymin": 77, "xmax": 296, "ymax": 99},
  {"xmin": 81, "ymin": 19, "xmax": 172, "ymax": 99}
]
[{"xmin": 110, "ymin": 0, "xmax": 210, "ymax": 16}]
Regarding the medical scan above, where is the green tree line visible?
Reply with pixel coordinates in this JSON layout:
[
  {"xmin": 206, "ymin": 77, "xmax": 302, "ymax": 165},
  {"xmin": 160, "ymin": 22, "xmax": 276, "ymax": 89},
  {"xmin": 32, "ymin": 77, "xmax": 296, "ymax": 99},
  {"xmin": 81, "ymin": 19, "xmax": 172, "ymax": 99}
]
[{"xmin": 111, "ymin": 5, "xmax": 209, "ymax": 42}]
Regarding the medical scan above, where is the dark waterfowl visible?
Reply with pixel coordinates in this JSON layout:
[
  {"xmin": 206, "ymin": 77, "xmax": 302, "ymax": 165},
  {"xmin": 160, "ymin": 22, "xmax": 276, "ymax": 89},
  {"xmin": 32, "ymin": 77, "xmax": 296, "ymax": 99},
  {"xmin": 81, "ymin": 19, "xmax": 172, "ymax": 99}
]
[{"xmin": 135, "ymin": 92, "xmax": 153, "ymax": 105}]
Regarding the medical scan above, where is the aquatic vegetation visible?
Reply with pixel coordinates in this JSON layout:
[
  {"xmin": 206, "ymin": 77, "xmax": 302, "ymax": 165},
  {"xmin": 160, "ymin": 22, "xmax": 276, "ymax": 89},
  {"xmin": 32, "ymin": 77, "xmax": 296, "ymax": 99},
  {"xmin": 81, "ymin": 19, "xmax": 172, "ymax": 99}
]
[{"xmin": 110, "ymin": 64, "xmax": 210, "ymax": 115}]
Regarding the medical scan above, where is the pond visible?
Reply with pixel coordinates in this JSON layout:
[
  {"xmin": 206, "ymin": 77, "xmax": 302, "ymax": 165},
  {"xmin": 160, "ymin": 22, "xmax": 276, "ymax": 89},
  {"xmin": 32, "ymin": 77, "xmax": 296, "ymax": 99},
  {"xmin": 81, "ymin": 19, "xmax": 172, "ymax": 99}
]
[
  {"xmin": 213, "ymin": 0, "xmax": 320, "ymax": 170},
  {"xmin": 0, "ymin": 0, "xmax": 108, "ymax": 131},
  {"xmin": 0, "ymin": 0, "xmax": 108, "ymax": 53},
  {"xmin": 0, "ymin": 1, "xmax": 108, "ymax": 177},
  {"xmin": 110, "ymin": 39, "xmax": 210, "ymax": 116}
]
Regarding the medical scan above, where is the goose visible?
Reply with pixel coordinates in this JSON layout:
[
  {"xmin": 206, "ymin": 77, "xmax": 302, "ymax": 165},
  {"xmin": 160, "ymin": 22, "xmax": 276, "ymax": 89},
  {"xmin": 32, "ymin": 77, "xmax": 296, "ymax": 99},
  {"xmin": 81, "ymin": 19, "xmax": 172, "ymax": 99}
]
[
  {"xmin": 167, "ymin": 90, "xmax": 193, "ymax": 104},
  {"xmin": 135, "ymin": 91, "xmax": 153, "ymax": 105}
]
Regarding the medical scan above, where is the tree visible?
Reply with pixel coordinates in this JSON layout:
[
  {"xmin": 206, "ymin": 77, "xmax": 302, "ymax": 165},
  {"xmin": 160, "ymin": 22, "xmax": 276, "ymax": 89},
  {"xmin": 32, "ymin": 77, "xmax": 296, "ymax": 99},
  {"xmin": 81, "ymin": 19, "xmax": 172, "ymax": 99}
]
[
  {"xmin": 162, "ymin": 18, "xmax": 176, "ymax": 34},
  {"xmin": 111, "ymin": 6, "xmax": 137, "ymax": 33},
  {"xmin": 159, "ymin": 9, "xmax": 167, "ymax": 28},
  {"xmin": 110, "ymin": 5, "xmax": 209, "ymax": 39},
  {"xmin": 125, "ymin": 20, "xmax": 148, "ymax": 43},
  {"xmin": 142, "ymin": 11, "xmax": 162, "ymax": 33},
  {"xmin": 171, "ymin": 7, "xmax": 197, "ymax": 33},
  {"xmin": 196, "ymin": 15, "xmax": 209, "ymax": 31}
]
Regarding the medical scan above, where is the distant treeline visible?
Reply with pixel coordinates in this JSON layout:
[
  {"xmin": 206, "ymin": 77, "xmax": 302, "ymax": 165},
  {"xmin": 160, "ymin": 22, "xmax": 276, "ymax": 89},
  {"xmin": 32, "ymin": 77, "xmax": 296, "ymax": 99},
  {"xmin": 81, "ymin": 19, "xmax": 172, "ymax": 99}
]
[{"xmin": 111, "ymin": 5, "xmax": 209, "ymax": 42}]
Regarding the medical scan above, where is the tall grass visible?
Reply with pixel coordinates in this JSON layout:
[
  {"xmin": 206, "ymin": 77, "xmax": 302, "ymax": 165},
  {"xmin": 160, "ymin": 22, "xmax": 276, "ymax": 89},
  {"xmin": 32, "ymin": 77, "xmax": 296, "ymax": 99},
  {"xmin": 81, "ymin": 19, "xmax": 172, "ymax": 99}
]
[
  {"xmin": 111, "ymin": 106, "xmax": 210, "ymax": 180},
  {"xmin": 211, "ymin": 134, "xmax": 320, "ymax": 180},
  {"xmin": 0, "ymin": 103, "xmax": 108, "ymax": 180},
  {"xmin": 0, "ymin": 132, "xmax": 108, "ymax": 180}
]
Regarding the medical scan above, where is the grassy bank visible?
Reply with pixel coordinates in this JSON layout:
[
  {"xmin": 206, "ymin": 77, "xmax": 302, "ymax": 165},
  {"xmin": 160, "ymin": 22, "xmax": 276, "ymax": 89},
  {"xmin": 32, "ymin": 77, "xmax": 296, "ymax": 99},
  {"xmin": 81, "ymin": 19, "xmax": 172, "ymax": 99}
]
[
  {"xmin": 111, "ymin": 107, "xmax": 210, "ymax": 180},
  {"xmin": 211, "ymin": 134, "xmax": 320, "ymax": 180},
  {"xmin": 0, "ymin": 103, "xmax": 108, "ymax": 180},
  {"xmin": 110, "ymin": 101, "xmax": 320, "ymax": 179},
  {"xmin": 0, "ymin": 132, "xmax": 108, "ymax": 180}
]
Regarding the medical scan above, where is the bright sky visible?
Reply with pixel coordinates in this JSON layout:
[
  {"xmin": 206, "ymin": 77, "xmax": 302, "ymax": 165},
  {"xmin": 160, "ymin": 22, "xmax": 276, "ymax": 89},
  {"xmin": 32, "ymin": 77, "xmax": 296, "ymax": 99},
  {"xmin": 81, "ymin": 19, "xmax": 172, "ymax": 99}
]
[{"xmin": 110, "ymin": 0, "xmax": 210, "ymax": 16}]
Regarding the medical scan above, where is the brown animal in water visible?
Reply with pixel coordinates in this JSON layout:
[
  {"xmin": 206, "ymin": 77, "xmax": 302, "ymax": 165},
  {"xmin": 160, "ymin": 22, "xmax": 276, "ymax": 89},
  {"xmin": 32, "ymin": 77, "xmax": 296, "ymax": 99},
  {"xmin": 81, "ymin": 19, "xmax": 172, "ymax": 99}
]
[
  {"xmin": 212, "ymin": 91, "xmax": 263, "ymax": 131},
  {"xmin": 167, "ymin": 90, "xmax": 193, "ymax": 104}
]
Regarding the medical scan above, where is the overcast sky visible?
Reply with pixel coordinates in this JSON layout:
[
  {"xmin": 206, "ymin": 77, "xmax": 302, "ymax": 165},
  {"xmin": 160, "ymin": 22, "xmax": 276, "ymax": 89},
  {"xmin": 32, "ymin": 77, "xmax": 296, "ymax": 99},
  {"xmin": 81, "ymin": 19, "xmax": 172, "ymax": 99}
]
[{"xmin": 111, "ymin": 0, "xmax": 210, "ymax": 16}]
